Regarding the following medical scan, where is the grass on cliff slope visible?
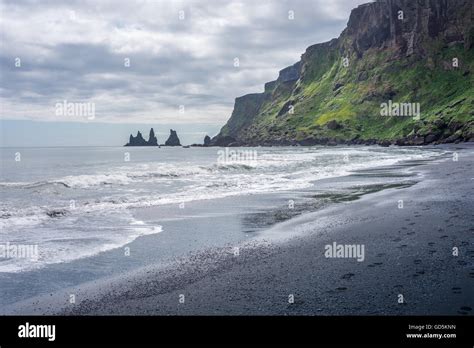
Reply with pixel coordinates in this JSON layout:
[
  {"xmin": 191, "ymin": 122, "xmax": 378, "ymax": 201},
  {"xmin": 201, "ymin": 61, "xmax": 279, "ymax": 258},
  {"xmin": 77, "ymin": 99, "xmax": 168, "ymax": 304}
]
[{"xmin": 246, "ymin": 43, "xmax": 473, "ymax": 142}]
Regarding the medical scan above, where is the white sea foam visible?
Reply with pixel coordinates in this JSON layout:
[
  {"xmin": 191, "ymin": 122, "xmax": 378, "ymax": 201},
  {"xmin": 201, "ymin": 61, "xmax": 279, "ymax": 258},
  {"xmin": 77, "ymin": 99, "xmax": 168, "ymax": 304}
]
[{"xmin": 0, "ymin": 215, "xmax": 162, "ymax": 273}]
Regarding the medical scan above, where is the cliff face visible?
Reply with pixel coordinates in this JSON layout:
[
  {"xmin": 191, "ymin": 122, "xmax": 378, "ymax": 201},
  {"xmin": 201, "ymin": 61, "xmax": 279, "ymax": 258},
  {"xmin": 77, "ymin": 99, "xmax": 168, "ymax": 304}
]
[
  {"xmin": 212, "ymin": 0, "xmax": 474, "ymax": 146},
  {"xmin": 341, "ymin": 0, "xmax": 472, "ymax": 58}
]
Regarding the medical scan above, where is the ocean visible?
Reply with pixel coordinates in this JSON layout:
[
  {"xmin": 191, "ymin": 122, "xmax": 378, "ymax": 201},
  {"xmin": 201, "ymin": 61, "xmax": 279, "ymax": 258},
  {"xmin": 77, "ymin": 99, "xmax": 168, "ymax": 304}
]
[{"xmin": 0, "ymin": 145, "xmax": 444, "ymax": 275}]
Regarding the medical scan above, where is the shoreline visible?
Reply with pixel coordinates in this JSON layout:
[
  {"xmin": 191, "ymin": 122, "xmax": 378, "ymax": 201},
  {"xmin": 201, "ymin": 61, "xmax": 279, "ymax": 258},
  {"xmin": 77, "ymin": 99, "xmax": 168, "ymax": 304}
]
[
  {"xmin": 0, "ymin": 145, "xmax": 437, "ymax": 307},
  {"xmin": 207, "ymin": 136, "xmax": 474, "ymax": 148},
  {"xmin": 3, "ymin": 143, "xmax": 472, "ymax": 315}
]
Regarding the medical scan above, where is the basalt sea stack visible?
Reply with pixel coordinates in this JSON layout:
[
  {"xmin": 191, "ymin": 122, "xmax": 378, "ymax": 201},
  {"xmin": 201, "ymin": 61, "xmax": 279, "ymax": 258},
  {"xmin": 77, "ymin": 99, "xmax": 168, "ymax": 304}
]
[
  {"xmin": 164, "ymin": 129, "xmax": 181, "ymax": 146},
  {"xmin": 124, "ymin": 128, "xmax": 159, "ymax": 146}
]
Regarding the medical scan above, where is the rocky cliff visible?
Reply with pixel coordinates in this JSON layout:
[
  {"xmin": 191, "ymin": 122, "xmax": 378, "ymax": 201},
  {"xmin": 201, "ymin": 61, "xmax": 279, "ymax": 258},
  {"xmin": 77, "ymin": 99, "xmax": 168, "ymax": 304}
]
[{"xmin": 212, "ymin": 0, "xmax": 474, "ymax": 146}]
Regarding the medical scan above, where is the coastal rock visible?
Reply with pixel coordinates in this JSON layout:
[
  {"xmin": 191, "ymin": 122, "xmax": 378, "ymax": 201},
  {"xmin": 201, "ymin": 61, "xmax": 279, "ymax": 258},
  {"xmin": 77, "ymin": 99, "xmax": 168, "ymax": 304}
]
[
  {"xmin": 424, "ymin": 134, "xmax": 439, "ymax": 144},
  {"xmin": 326, "ymin": 120, "xmax": 342, "ymax": 130},
  {"xmin": 442, "ymin": 133, "xmax": 461, "ymax": 143},
  {"xmin": 203, "ymin": 135, "xmax": 211, "ymax": 146},
  {"xmin": 125, "ymin": 131, "xmax": 148, "ymax": 146},
  {"xmin": 378, "ymin": 140, "xmax": 391, "ymax": 147},
  {"xmin": 125, "ymin": 128, "xmax": 159, "ymax": 146},
  {"xmin": 227, "ymin": 142, "xmax": 242, "ymax": 147},
  {"xmin": 164, "ymin": 129, "xmax": 181, "ymax": 146},
  {"xmin": 210, "ymin": 135, "xmax": 237, "ymax": 147},
  {"xmin": 298, "ymin": 138, "xmax": 319, "ymax": 146},
  {"xmin": 147, "ymin": 128, "xmax": 158, "ymax": 146}
]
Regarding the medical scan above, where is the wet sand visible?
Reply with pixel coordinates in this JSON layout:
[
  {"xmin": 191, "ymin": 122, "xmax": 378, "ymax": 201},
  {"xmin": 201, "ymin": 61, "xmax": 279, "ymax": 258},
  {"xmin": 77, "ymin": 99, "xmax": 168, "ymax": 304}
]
[{"xmin": 5, "ymin": 144, "xmax": 474, "ymax": 315}]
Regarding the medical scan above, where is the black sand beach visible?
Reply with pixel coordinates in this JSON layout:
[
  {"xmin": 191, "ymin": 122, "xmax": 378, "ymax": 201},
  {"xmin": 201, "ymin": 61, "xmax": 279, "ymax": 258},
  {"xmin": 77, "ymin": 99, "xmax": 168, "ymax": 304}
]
[{"xmin": 5, "ymin": 144, "xmax": 473, "ymax": 316}]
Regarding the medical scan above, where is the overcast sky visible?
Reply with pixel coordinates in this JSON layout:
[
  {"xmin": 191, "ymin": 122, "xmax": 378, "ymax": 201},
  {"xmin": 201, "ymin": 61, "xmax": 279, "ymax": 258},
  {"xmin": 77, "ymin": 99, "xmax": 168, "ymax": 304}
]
[{"xmin": 0, "ymin": 0, "xmax": 367, "ymax": 145}]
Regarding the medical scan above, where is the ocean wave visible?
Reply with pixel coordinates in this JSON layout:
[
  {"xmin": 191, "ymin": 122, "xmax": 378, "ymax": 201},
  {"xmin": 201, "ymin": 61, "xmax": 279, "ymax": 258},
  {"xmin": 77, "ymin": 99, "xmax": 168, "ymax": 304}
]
[
  {"xmin": 0, "ymin": 148, "xmax": 443, "ymax": 231},
  {"xmin": 0, "ymin": 146, "xmax": 446, "ymax": 274},
  {"xmin": 0, "ymin": 213, "xmax": 48, "ymax": 231},
  {"xmin": 0, "ymin": 181, "xmax": 71, "ymax": 189},
  {"xmin": 0, "ymin": 147, "xmax": 445, "ymax": 273},
  {"xmin": 0, "ymin": 215, "xmax": 163, "ymax": 273},
  {"xmin": 211, "ymin": 163, "xmax": 256, "ymax": 171}
]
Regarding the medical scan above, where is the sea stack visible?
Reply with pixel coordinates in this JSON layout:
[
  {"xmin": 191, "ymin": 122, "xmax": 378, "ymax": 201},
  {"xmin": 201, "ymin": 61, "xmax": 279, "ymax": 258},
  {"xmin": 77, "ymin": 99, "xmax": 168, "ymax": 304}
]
[
  {"xmin": 124, "ymin": 128, "xmax": 159, "ymax": 146},
  {"xmin": 203, "ymin": 135, "xmax": 211, "ymax": 146},
  {"xmin": 164, "ymin": 129, "xmax": 181, "ymax": 146},
  {"xmin": 148, "ymin": 128, "xmax": 158, "ymax": 146}
]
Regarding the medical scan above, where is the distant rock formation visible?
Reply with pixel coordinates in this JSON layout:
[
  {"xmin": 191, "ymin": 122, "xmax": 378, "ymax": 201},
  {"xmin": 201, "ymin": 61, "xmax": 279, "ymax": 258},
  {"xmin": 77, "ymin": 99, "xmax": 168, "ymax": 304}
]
[
  {"xmin": 124, "ymin": 128, "xmax": 159, "ymax": 146},
  {"xmin": 164, "ymin": 129, "xmax": 181, "ymax": 146},
  {"xmin": 148, "ymin": 128, "xmax": 158, "ymax": 146},
  {"xmin": 190, "ymin": 135, "xmax": 212, "ymax": 147}
]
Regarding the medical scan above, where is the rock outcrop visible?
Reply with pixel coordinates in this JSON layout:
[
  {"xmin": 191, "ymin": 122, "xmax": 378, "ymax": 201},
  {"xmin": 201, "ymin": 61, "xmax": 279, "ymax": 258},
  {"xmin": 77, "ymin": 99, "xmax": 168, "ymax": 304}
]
[
  {"xmin": 124, "ymin": 128, "xmax": 159, "ymax": 146},
  {"xmin": 147, "ymin": 128, "xmax": 158, "ymax": 146},
  {"xmin": 341, "ymin": 0, "xmax": 473, "ymax": 59},
  {"xmin": 211, "ymin": 0, "xmax": 473, "ymax": 146},
  {"xmin": 164, "ymin": 129, "xmax": 181, "ymax": 146},
  {"xmin": 190, "ymin": 135, "xmax": 212, "ymax": 147}
]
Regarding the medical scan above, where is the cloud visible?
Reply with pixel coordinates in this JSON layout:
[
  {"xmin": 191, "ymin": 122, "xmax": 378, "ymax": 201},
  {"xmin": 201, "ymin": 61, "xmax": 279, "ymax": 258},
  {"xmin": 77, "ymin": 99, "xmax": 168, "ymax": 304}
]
[{"xmin": 0, "ymin": 0, "xmax": 366, "ymax": 125}]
